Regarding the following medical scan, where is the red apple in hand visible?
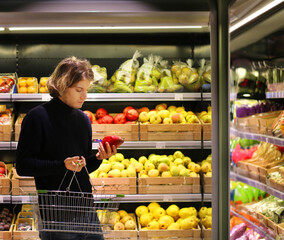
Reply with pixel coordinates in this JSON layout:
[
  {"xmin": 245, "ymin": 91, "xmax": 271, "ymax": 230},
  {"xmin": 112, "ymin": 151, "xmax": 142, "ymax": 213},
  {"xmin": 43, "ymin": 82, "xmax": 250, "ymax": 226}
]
[
  {"xmin": 101, "ymin": 135, "xmax": 124, "ymax": 149},
  {"xmin": 96, "ymin": 108, "xmax": 108, "ymax": 119},
  {"xmin": 126, "ymin": 109, "xmax": 139, "ymax": 121},
  {"xmin": 114, "ymin": 113, "xmax": 127, "ymax": 124},
  {"xmin": 123, "ymin": 106, "xmax": 134, "ymax": 115}
]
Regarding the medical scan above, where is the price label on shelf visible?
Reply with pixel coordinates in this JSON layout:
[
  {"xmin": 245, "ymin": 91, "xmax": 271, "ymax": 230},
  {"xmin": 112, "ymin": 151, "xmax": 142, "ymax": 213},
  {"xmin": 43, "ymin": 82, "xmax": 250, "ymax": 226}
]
[
  {"xmin": 163, "ymin": 195, "xmax": 173, "ymax": 201},
  {"xmin": 174, "ymin": 93, "xmax": 183, "ymax": 100},
  {"xmin": 156, "ymin": 142, "xmax": 166, "ymax": 149},
  {"xmin": 42, "ymin": 94, "xmax": 51, "ymax": 101},
  {"xmin": 0, "ymin": 196, "xmax": 3, "ymax": 203}
]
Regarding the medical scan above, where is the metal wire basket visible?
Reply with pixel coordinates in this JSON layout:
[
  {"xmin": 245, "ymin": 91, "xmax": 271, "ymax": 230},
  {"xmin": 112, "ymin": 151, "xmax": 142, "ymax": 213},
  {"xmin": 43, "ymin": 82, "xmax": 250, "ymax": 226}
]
[{"xmin": 31, "ymin": 165, "xmax": 123, "ymax": 235}]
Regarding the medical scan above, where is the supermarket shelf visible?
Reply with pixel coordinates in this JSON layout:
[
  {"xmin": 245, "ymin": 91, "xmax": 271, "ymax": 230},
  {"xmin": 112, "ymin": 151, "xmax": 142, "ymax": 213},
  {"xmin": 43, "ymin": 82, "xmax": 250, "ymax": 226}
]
[
  {"xmin": 266, "ymin": 91, "xmax": 284, "ymax": 99},
  {"xmin": 7, "ymin": 194, "xmax": 203, "ymax": 204},
  {"xmin": 230, "ymin": 127, "xmax": 284, "ymax": 147},
  {"xmin": 230, "ymin": 171, "xmax": 284, "ymax": 200},
  {"xmin": 93, "ymin": 141, "xmax": 212, "ymax": 149},
  {"xmin": 230, "ymin": 209, "xmax": 276, "ymax": 240},
  {"xmin": 1, "ymin": 141, "xmax": 212, "ymax": 150},
  {"xmin": 0, "ymin": 93, "xmax": 210, "ymax": 102}
]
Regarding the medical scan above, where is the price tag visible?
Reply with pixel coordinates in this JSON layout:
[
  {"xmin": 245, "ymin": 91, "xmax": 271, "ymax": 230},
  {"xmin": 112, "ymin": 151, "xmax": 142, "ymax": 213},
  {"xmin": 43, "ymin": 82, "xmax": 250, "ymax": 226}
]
[
  {"xmin": 21, "ymin": 196, "xmax": 30, "ymax": 203},
  {"xmin": 174, "ymin": 93, "xmax": 183, "ymax": 100},
  {"xmin": 0, "ymin": 196, "xmax": 3, "ymax": 203},
  {"xmin": 42, "ymin": 94, "xmax": 51, "ymax": 101},
  {"xmin": 156, "ymin": 142, "xmax": 166, "ymax": 149},
  {"xmin": 163, "ymin": 195, "xmax": 173, "ymax": 201}
]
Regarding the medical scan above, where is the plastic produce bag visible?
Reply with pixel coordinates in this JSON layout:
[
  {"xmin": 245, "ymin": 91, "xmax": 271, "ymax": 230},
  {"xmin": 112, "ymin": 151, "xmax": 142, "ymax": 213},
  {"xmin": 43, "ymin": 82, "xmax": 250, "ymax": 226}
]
[
  {"xmin": 157, "ymin": 60, "xmax": 184, "ymax": 93},
  {"xmin": 88, "ymin": 65, "xmax": 109, "ymax": 93},
  {"xmin": 134, "ymin": 54, "xmax": 161, "ymax": 93},
  {"xmin": 199, "ymin": 58, "xmax": 211, "ymax": 92},
  {"xmin": 109, "ymin": 50, "xmax": 142, "ymax": 93},
  {"xmin": 171, "ymin": 59, "xmax": 200, "ymax": 92}
]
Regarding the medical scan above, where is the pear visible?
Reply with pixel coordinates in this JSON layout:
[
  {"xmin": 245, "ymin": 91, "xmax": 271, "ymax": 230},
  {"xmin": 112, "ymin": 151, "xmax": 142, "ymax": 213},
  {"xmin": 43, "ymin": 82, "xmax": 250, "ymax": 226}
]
[
  {"xmin": 167, "ymin": 222, "xmax": 180, "ymax": 230},
  {"xmin": 166, "ymin": 204, "xmax": 180, "ymax": 219},
  {"xmin": 140, "ymin": 213, "xmax": 153, "ymax": 227},
  {"xmin": 147, "ymin": 202, "xmax": 160, "ymax": 213},
  {"xmin": 158, "ymin": 215, "xmax": 174, "ymax": 229}
]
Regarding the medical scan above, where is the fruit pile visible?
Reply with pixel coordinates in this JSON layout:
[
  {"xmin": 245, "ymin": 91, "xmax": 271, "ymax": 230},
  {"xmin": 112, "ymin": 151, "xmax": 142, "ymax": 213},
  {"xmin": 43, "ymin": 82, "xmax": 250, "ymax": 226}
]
[
  {"xmin": 98, "ymin": 210, "xmax": 137, "ymax": 231},
  {"xmin": 0, "ymin": 164, "xmax": 7, "ymax": 178},
  {"xmin": 197, "ymin": 106, "xmax": 212, "ymax": 124},
  {"xmin": 0, "ymin": 106, "xmax": 13, "ymax": 126},
  {"xmin": 89, "ymin": 151, "xmax": 212, "ymax": 179},
  {"xmin": 38, "ymin": 77, "xmax": 49, "ymax": 93},
  {"xmin": 88, "ymin": 65, "xmax": 108, "ymax": 93},
  {"xmin": 0, "ymin": 76, "xmax": 15, "ymax": 93},
  {"xmin": 136, "ymin": 202, "xmax": 211, "ymax": 230},
  {"xmin": 17, "ymin": 77, "xmax": 38, "ymax": 94},
  {"xmin": 198, "ymin": 206, "xmax": 212, "ymax": 229},
  {"xmin": 0, "ymin": 208, "xmax": 13, "ymax": 231},
  {"xmin": 83, "ymin": 106, "xmax": 139, "ymax": 125}
]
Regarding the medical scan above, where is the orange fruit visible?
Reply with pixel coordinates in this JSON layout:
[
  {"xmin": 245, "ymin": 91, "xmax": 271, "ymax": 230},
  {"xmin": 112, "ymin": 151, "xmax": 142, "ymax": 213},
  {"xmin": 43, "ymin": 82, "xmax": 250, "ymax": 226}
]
[
  {"xmin": 39, "ymin": 86, "xmax": 47, "ymax": 93},
  {"xmin": 27, "ymin": 86, "xmax": 36, "ymax": 93},
  {"xmin": 18, "ymin": 79, "xmax": 27, "ymax": 87},
  {"xmin": 27, "ymin": 78, "xmax": 35, "ymax": 86},
  {"xmin": 40, "ymin": 78, "xmax": 48, "ymax": 86},
  {"xmin": 18, "ymin": 87, "xmax": 27, "ymax": 93}
]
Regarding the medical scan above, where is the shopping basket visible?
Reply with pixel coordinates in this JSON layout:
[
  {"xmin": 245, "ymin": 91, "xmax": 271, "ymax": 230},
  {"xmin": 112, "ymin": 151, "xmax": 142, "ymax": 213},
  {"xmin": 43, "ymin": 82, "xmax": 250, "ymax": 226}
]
[{"xmin": 31, "ymin": 164, "xmax": 124, "ymax": 235}]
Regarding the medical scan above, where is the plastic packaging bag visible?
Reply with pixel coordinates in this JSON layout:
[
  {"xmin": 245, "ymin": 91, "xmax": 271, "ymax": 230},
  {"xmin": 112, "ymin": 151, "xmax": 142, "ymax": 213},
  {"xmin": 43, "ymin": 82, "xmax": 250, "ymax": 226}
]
[{"xmin": 88, "ymin": 65, "xmax": 109, "ymax": 93}]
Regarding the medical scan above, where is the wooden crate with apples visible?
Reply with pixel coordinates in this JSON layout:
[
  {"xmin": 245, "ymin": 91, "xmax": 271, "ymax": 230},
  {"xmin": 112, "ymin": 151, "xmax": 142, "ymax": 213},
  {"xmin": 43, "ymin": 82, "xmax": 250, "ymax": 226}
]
[
  {"xmin": 91, "ymin": 177, "xmax": 137, "ymax": 194},
  {"xmin": 139, "ymin": 123, "xmax": 201, "ymax": 141},
  {"xmin": 137, "ymin": 217, "xmax": 201, "ymax": 240},
  {"xmin": 92, "ymin": 119, "xmax": 139, "ymax": 141},
  {"xmin": 11, "ymin": 168, "xmax": 36, "ymax": 196},
  {"xmin": 104, "ymin": 213, "xmax": 138, "ymax": 240},
  {"xmin": 14, "ymin": 113, "xmax": 26, "ymax": 142},
  {"xmin": 0, "ymin": 114, "xmax": 14, "ymax": 142},
  {"xmin": 0, "ymin": 162, "xmax": 11, "ymax": 195},
  {"xmin": 137, "ymin": 176, "xmax": 200, "ymax": 194}
]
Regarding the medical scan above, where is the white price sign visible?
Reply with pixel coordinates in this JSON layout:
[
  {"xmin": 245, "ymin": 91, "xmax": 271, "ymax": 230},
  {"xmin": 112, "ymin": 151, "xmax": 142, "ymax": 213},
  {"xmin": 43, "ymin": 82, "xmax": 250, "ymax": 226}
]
[
  {"xmin": 42, "ymin": 94, "xmax": 51, "ymax": 101},
  {"xmin": 174, "ymin": 93, "xmax": 183, "ymax": 100},
  {"xmin": 156, "ymin": 142, "xmax": 166, "ymax": 149}
]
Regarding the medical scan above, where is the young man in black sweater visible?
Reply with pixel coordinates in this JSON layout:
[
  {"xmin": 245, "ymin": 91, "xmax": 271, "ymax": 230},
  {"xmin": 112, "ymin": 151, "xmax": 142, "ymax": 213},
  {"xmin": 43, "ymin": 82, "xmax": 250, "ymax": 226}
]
[{"xmin": 16, "ymin": 57, "xmax": 117, "ymax": 240}]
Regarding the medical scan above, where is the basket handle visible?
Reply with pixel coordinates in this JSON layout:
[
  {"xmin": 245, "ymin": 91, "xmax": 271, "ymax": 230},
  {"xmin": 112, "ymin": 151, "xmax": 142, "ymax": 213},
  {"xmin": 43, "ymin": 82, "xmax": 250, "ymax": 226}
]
[{"xmin": 58, "ymin": 164, "xmax": 96, "ymax": 193}]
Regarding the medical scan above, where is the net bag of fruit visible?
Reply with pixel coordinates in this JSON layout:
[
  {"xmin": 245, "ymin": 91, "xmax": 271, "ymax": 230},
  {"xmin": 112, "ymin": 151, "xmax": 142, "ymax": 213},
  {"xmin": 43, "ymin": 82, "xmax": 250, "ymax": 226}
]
[
  {"xmin": 108, "ymin": 50, "xmax": 142, "ymax": 93},
  {"xmin": 199, "ymin": 59, "xmax": 211, "ymax": 92}
]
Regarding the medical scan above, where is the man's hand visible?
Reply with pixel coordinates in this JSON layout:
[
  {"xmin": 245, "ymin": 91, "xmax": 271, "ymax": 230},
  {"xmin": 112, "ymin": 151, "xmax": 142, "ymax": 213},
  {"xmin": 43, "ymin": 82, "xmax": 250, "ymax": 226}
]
[
  {"xmin": 96, "ymin": 142, "xmax": 117, "ymax": 160},
  {"xmin": 64, "ymin": 156, "xmax": 86, "ymax": 172}
]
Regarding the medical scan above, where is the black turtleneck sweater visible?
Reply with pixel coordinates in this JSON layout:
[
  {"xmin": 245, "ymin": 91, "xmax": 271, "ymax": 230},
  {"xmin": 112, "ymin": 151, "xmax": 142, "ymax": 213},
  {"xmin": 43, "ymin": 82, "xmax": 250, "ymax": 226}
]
[{"xmin": 16, "ymin": 98, "xmax": 100, "ymax": 193}]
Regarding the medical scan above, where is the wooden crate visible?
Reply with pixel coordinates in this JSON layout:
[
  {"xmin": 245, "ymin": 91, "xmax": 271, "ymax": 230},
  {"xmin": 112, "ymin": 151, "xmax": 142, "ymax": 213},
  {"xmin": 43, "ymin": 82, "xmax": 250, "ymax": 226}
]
[
  {"xmin": 201, "ymin": 224, "xmax": 212, "ymax": 239},
  {"xmin": 0, "ymin": 162, "xmax": 11, "ymax": 195},
  {"xmin": 14, "ymin": 113, "xmax": 26, "ymax": 142},
  {"xmin": 138, "ymin": 217, "xmax": 201, "ymax": 240},
  {"xmin": 0, "ymin": 215, "xmax": 15, "ymax": 240},
  {"xmin": 13, "ymin": 218, "xmax": 39, "ymax": 240},
  {"xmin": 200, "ymin": 121, "xmax": 211, "ymax": 141},
  {"xmin": 92, "ymin": 122, "xmax": 139, "ymax": 141},
  {"xmin": 91, "ymin": 177, "xmax": 137, "ymax": 194},
  {"xmin": 138, "ymin": 176, "xmax": 200, "ymax": 194},
  {"xmin": 104, "ymin": 213, "xmax": 138, "ymax": 240},
  {"xmin": 202, "ymin": 175, "xmax": 212, "ymax": 194},
  {"xmin": 140, "ymin": 123, "xmax": 201, "ymax": 141},
  {"xmin": 11, "ymin": 168, "xmax": 36, "ymax": 195},
  {"xmin": 0, "ymin": 114, "xmax": 14, "ymax": 141},
  {"xmin": 277, "ymin": 223, "xmax": 284, "ymax": 236}
]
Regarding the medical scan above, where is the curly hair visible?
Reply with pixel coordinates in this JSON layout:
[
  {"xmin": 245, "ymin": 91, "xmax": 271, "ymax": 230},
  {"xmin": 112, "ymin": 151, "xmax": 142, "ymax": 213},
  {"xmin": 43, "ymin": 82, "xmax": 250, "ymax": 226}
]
[{"xmin": 47, "ymin": 56, "xmax": 94, "ymax": 98}]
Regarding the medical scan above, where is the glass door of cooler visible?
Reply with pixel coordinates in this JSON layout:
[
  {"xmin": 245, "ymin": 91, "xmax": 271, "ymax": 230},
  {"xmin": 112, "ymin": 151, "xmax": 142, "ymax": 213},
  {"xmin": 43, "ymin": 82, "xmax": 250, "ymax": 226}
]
[{"xmin": 229, "ymin": 0, "xmax": 284, "ymax": 239}]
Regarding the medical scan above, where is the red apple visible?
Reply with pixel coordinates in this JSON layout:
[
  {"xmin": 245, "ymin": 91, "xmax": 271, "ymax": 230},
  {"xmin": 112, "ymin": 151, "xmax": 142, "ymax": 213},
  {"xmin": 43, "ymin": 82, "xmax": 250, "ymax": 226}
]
[
  {"xmin": 0, "ymin": 167, "xmax": 5, "ymax": 174},
  {"xmin": 101, "ymin": 135, "xmax": 124, "ymax": 149},
  {"xmin": 114, "ymin": 113, "xmax": 127, "ymax": 124},
  {"xmin": 126, "ymin": 109, "xmax": 139, "ymax": 121},
  {"xmin": 123, "ymin": 106, "xmax": 135, "ymax": 115},
  {"xmin": 100, "ymin": 115, "xmax": 114, "ymax": 124},
  {"xmin": 83, "ymin": 110, "xmax": 94, "ymax": 123},
  {"xmin": 96, "ymin": 108, "xmax": 108, "ymax": 119}
]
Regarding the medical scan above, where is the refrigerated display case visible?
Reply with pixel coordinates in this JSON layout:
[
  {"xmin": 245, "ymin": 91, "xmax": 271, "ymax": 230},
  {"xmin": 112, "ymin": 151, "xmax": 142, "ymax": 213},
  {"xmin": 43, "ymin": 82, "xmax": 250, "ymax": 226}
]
[
  {"xmin": 0, "ymin": 0, "xmax": 234, "ymax": 239},
  {"xmin": 229, "ymin": 0, "xmax": 284, "ymax": 239}
]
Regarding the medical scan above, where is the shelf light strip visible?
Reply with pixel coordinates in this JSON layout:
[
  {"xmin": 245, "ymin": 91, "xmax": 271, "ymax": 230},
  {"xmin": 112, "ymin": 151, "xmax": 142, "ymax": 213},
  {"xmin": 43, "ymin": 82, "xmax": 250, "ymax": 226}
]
[
  {"xmin": 8, "ymin": 25, "xmax": 204, "ymax": 31},
  {"xmin": 0, "ymin": 27, "xmax": 4, "ymax": 31},
  {"xmin": 230, "ymin": 0, "xmax": 284, "ymax": 33}
]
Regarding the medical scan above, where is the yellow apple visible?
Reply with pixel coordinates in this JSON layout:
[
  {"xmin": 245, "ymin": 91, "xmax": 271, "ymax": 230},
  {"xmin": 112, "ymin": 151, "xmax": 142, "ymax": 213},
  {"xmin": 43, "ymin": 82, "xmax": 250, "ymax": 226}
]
[
  {"xmin": 158, "ymin": 110, "xmax": 170, "ymax": 119},
  {"xmin": 155, "ymin": 103, "xmax": 167, "ymax": 111},
  {"xmin": 139, "ymin": 111, "xmax": 150, "ymax": 123},
  {"xmin": 150, "ymin": 115, "xmax": 162, "ymax": 124},
  {"xmin": 163, "ymin": 117, "xmax": 173, "ymax": 124},
  {"xmin": 167, "ymin": 105, "xmax": 177, "ymax": 112}
]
